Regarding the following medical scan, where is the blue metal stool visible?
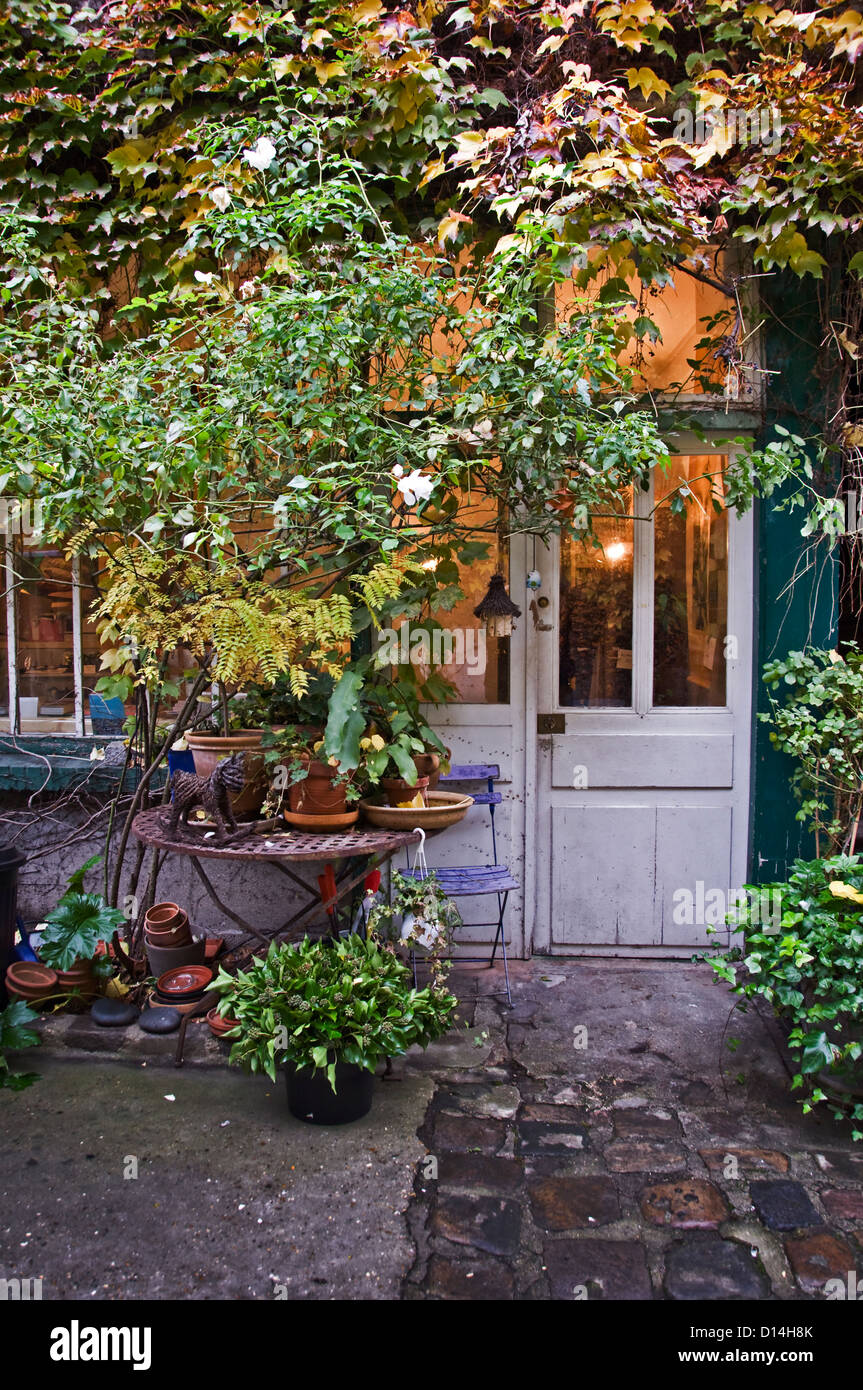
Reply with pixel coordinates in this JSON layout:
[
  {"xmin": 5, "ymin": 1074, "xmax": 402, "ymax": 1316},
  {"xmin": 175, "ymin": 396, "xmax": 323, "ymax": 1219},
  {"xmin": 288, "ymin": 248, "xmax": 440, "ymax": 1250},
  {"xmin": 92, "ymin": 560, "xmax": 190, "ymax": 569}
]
[{"xmin": 405, "ymin": 763, "xmax": 517, "ymax": 1006}]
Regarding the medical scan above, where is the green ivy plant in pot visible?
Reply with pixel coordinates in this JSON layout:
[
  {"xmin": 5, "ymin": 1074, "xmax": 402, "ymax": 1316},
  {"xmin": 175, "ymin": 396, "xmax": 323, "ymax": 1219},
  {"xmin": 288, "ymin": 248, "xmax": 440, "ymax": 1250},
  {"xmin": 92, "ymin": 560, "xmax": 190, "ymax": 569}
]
[
  {"xmin": 367, "ymin": 870, "xmax": 460, "ymax": 976},
  {"xmin": 706, "ymin": 854, "xmax": 863, "ymax": 1139},
  {"xmin": 38, "ymin": 893, "xmax": 125, "ymax": 998},
  {"xmin": 208, "ymin": 933, "xmax": 457, "ymax": 1124},
  {"xmin": 260, "ymin": 730, "xmax": 364, "ymax": 831}
]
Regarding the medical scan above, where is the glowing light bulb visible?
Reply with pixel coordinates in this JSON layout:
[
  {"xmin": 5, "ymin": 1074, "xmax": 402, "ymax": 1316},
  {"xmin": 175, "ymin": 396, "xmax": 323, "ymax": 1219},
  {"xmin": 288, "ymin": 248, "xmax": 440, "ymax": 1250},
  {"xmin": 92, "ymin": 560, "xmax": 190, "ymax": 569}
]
[{"xmin": 605, "ymin": 541, "xmax": 625, "ymax": 563}]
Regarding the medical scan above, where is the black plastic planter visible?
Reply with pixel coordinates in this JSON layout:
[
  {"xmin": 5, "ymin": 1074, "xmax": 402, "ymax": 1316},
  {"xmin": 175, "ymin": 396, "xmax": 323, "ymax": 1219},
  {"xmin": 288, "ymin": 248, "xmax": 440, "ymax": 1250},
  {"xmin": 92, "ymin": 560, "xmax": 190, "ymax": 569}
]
[
  {"xmin": 285, "ymin": 1060, "xmax": 374, "ymax": 1125},
  {"xmin": 0, "ymin": 843, "xmax": 26, "ymax": 1007}
]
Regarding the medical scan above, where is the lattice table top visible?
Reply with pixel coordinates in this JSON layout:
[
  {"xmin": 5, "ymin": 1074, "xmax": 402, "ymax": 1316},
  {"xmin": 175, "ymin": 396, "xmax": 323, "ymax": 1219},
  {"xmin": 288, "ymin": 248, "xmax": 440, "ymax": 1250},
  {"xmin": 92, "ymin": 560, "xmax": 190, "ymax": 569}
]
[{"xmin": 133, "ymin": 808, "xmax": 420, "ymax": 862}]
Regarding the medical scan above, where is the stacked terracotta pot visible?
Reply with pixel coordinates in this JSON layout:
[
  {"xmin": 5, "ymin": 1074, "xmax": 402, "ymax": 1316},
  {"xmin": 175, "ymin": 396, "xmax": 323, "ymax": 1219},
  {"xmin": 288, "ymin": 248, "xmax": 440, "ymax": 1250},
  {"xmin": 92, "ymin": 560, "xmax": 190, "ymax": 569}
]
[
  {"xmin": 144, "ymin": 902, "xmax": 205, "ymax": 976},
  {"xmin": 152, "ymin": 963, "xmax": 214, "ymax": 1015}
]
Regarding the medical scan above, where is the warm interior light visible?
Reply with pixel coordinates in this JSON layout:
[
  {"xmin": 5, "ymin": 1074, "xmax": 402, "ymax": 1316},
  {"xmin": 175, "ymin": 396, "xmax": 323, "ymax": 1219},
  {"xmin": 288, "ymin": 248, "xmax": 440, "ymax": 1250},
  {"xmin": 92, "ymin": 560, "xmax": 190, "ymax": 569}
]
[
  {"xmin": 605, "ymin": 541, "xmax": 626, "ymax": 563},
  {"xmin": 420, "ymin": 557, "xmax": 439, "ymax": 571}
]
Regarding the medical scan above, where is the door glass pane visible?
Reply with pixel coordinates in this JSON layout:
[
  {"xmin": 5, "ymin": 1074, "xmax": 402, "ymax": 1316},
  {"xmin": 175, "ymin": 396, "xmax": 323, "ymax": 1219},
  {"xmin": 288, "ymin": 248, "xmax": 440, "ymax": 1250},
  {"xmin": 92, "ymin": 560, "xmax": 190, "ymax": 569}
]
[
  {"xmin": 559, "ymin": 494, "xmax": 634, "ymax": 707},
  {"xmin": 653, "ymin": 455, "xmax": 728, "ymax": 707}
]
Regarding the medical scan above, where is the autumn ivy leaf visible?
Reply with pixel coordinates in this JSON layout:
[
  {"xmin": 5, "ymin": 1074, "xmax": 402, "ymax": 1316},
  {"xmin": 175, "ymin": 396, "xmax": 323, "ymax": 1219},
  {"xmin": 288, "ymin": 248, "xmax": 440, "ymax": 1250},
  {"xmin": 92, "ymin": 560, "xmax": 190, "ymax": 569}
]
[
  {"xmin": 626, "ymin": 67, "xmax": 672, "ymax": 101},
  {"xmin": 105, "ymin": 139, "xmax": 157, "ymax": 174}
]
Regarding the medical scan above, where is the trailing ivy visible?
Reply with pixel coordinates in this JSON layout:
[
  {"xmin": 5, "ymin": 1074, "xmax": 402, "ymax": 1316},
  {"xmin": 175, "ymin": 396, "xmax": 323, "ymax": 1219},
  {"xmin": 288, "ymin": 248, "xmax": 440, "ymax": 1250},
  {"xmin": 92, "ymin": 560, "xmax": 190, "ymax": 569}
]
[{"xmin": 708, "ymin": 855, "xmax": 863, "ymax": 1139}]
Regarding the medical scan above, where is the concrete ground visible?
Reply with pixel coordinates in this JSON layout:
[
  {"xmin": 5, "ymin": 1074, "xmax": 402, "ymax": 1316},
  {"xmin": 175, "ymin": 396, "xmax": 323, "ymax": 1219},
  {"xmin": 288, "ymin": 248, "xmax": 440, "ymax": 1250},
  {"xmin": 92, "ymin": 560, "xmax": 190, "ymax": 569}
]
[{"xmin": 2, "ymin": 958, "xmax": 863, "ymax": 1300}]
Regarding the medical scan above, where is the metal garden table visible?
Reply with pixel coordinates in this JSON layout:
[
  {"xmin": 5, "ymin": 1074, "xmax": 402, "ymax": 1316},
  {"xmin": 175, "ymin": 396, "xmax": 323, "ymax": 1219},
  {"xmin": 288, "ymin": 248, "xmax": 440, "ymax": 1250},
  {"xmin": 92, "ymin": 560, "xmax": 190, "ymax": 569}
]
[{"xmin": 132, "ymin": 808, "xmax": 420, "ymax": 947}]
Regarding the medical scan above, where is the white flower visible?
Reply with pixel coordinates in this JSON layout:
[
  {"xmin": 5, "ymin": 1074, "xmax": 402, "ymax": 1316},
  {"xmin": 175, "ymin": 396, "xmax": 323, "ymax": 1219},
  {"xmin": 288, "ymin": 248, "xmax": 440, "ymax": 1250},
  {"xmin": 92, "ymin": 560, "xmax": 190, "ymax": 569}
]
[
  {"xmin": 243, "ymin": 136, "xmax": 277, "ymax": 171},
  {"xmin": 391, "ymin": 464, "xmax": 404, "ymax": 478},
  {"xmin": 239, "ymin": 280, "xmax": 256, "ymax": 300},
  {"xmin": 396, "ymin": 469, "xmax": 434, "ymax": 507},
  {"xmin": 89, "ymin": 746, "xmax": 105, "ymax": 762},
  {"xmin": 194, "ymin": 270, "xmax": 215, "ymax": 285},
  {"xmin": 210, "ymin": 186, "xmax": 231, "ymax": 212}
]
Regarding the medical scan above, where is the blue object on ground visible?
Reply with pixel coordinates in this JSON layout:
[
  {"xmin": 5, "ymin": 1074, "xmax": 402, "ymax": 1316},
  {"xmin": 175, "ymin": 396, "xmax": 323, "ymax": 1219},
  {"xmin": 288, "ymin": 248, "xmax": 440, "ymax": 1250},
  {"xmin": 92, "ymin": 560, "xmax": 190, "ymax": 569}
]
[{"xmin": 9, "ymin": 914, "xmax": 37, "ymax": 963}]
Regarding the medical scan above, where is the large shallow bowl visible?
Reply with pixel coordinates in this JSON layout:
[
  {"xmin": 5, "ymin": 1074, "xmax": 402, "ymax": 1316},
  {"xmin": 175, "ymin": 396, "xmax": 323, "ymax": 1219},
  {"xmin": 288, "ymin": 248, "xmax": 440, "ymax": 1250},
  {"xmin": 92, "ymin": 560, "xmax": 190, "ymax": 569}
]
[{"xmin": 358, "ymin": 790, "xmax": 474, "ymax": 831}]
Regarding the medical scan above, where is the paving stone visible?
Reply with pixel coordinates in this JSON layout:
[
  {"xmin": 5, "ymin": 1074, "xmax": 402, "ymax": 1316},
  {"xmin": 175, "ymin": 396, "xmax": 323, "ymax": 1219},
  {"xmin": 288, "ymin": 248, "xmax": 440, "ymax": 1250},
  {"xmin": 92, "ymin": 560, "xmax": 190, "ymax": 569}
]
[
  {"xmin": 812, "ymin": 1151, "xmax": 863, "ymax": 1181},
  {"xmin": 429, "ymin": 1113, "xmax": 507, "ymax": 1155},
  {"xmin": 517, "ymin": 1120, "xmax": 590, "ymax": 1156},
  {"xmin": 436, "ymin": 1153, "xmax": 525, "ymax": 1195},
  {"xmin": 699, "ymin": 1147, "xmax": 789, "ymax": 1176},
  {"xmin": 543, "ymin": 1238, "xmax": 652, "ymax": 1300},
  {"xmin": 528, "ymin": 1175, "xmax": 619, "ymax": 1231},
  {"xmin": 665, "ymin": 1237, "xmax": 769, "ymax": 1300},
  {"xmin": 439, "ymin": 1084, "xmax": 521, "ymax": 1120},
  {"xmin": 749, "ymin": 1179, "xmax": 820, "ymax": 1231},
  {"xmin": 680, "ymin": 1081, "xmax": 713, "ymax": 1105},
  {"xmin": 508, "ymin": 1005, "xmax": 539, "ymax": 1027},
  {"xmin": 431, "ymin": 1195, "xmax": 522, "ymax": 1257},
  {"xmin": 640, "ymin": 1178, "xmax": 729, "ymax": 1230},
  {"xmin": 820, "ymin": 1188, "xmax": 863, "ymax": 1221},
  {"xmin": 785, "ymin": 1230, "xmax": 857, "ymax": 1295},
  {"xmin": 520, "ymin": 1103, "xmax": 590, "ymax": 1124},
  {"xmin": 699, "ymin": 1110, "xmax": 758, "ymax": 1142},
  {"xmin": 605, "ymin": 1140, "xmax": 687, "ymax": 1173},
  {"xmin": 613, "ymin": 1109, "xmax": 681, "ymax": 1139},
  {"xmin": 427, "ymin": 1253, "xmax": 514, "ymax": 1300}
]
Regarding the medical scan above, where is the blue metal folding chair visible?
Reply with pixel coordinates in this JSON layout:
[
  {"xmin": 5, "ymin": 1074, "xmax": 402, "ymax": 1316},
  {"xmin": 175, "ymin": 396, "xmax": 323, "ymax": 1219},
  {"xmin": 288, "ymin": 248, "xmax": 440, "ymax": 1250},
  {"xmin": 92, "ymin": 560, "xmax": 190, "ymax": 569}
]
[{"xmin": 405, "ymin": 763, "xmax": 518, "ymax": 1006}]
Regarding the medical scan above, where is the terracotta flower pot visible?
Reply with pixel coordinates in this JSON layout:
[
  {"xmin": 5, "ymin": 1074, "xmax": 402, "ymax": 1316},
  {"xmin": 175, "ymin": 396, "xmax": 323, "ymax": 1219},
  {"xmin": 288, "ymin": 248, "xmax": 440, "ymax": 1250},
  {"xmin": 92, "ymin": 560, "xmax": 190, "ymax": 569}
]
[
  {"xmin": 381, "ymin": 775, "xmax": 429, "ymax": 807},
  {"xmin": 413, "ymin": 753, "xmax": 441, "ymax": 789},
  {"xmin": 144, "ymin": 910, "xmax": 191, "ymax": 949},
  {"xmin": 54, "ymin": 958, "xmax": 98, "ymax": 996},
  {"xmin": 5, "ymin": 960, "xmax": 58, "ymax": 1004},
  {"xmin": 287, "ymin": 757, "xmax": 347, "ymax": 816},
  {"xmin": 186, "ymin": 730, "xmax": 266, "ymax": 817},
  {"xmin": 206, "ymin": 1007, "xmax": 240, "ymax": 1039},
  {"xmin": 145, "ymin": 903, "xmax": 186, "ymax": 932}
]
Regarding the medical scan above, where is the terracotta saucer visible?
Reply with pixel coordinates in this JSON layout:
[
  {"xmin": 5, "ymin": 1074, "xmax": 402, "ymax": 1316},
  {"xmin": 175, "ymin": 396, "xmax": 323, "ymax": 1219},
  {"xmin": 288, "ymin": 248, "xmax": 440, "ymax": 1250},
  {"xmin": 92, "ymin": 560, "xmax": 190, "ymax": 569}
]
[{"xmin": 156, "ymin": 965, "xmax": 213, "ymax": 997}]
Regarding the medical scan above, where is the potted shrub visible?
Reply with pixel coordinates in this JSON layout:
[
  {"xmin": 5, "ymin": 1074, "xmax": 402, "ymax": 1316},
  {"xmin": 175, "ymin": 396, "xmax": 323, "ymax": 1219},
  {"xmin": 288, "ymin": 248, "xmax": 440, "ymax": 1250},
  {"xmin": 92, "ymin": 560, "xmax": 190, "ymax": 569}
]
[
  {"xmin": 707, "ymin": 854, "xmax": 863, "ymax": 1138},
  {"xmin": 361, "ymin": 681, "xmax": 450, "ymax": 797},
  {"xmin": 208, "ymin": 933, "xmax": 457, "ymax": 1124},
  {"xmin": 262, "ymin": 730, "xmax": 363, "ymax": 830},
  {"xmin": 38, "ymin": 893, "xmax": 125, "ymax": 998}
]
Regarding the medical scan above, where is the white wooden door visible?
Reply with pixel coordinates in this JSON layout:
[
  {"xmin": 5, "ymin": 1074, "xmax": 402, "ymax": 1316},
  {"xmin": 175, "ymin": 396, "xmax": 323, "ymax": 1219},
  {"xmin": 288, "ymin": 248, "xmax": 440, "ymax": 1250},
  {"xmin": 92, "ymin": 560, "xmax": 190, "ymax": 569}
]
[{"xmin": 526, "ymin": 446, "xmax": 754, "ymax": 956}]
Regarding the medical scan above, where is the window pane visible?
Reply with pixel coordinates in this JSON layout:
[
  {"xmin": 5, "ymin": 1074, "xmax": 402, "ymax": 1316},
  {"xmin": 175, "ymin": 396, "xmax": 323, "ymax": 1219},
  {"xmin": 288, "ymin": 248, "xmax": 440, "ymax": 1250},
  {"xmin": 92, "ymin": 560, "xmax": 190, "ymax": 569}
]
[
  {"xmin": 15, "ymin": 547, "xmax": 77, "ymax": 725},
  {"xmin": 653, "ymin": 455, "xmax": 728, "ymax": 707},
  {"xmin": 559, "ymin": 496, "xmax": 634, "ymax": 707},
  {"xmin": 387, "ymin": 492, "xmax": 511, "ymax": 704}
]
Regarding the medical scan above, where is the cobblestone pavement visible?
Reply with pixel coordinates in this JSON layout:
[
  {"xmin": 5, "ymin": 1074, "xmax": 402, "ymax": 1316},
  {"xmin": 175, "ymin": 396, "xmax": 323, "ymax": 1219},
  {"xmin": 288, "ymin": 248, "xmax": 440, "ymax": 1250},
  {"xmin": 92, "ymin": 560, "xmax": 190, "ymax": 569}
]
[{"xmin": 401, "ymin": 958, "xmax": 863, "ymax": 1300}]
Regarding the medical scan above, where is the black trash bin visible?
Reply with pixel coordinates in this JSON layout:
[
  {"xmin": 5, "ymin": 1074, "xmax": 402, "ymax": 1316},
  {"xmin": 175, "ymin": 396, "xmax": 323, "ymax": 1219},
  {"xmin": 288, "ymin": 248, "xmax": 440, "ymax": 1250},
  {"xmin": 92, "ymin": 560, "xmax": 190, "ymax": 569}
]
[{"xmin": 0, "ymin": 844, "xmax": 27, "ymax": 1008}]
